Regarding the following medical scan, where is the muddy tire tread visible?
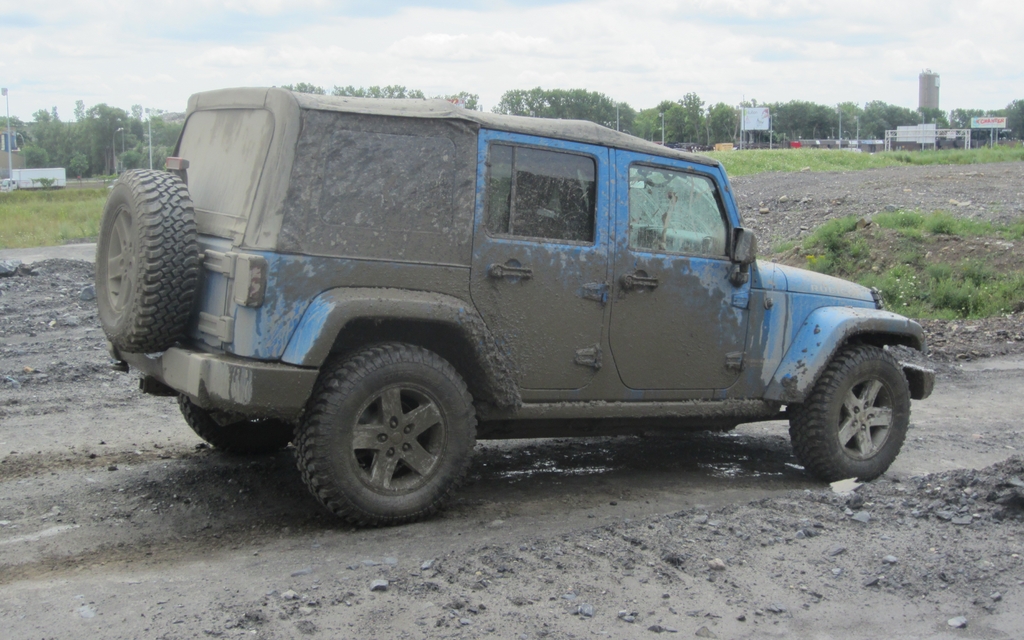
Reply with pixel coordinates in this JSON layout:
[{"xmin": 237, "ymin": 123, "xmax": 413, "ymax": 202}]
[
  {"xmin": 788, "ymin": 344, "xmax": 910, "ymax": 482},
  {"xmin": 98, "ymin": 170, "xmax": 199, "ymax": 353},
  {"xmin": 295, "ymin": 343, "xmax": 477, "ymax": 527},
  {"xmin": 178, "ymin": 396, "xmax": 293, "ymax": 454}
]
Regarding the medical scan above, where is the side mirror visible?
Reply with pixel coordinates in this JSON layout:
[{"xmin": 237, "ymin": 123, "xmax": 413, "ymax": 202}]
[
  {"xmin": 729, "ymin": 228, "xmax": 757, "ymax": 286},
  {"xmin": 732, "ymin": 228, "xmax": 757, "ymax": 265}
]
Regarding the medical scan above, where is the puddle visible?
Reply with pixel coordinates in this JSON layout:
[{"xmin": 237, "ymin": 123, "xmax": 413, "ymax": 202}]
[
  {"xmin": 495, "ymin": 465, "xmax": 616, "ymax": 482},
  {"xmin": 474, "ymin": 431, "xmax": 800, "ymax": 485},
  {"xmin": 699, "ymin": 462, "xmax": 784, "ymax": 479}
]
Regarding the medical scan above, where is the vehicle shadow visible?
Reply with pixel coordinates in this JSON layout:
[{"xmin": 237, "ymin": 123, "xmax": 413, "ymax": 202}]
[{"xmin": 157, "ymin": 425, "xmax": 813, "ymax": 532}]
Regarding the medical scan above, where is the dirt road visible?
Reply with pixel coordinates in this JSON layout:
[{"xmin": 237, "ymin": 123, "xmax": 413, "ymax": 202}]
[{"xmin": 2, "ymin": 163, "xmax": 1023, "ymax": 639}]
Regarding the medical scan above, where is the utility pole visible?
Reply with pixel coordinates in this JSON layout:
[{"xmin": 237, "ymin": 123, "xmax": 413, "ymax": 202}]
[
  {"xmin": 3, "ymin": 88, "xmax": 10, "ymax": 180},
  {"xmin": 659, "ymin": 112, "xmax": 664, "ymax": 144},
  {"xmin": 838, "ymin": 104, "xmax": 842, "ymax": 149},
  {"xmin": 145, "ymin": 108, "xmax": 153, "ymax": 170}
]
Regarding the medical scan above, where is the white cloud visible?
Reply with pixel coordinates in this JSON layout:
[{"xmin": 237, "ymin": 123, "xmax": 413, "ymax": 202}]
[{"xmin": 1, "ymin": 0, "xmax": 1022, "ymax": 120}]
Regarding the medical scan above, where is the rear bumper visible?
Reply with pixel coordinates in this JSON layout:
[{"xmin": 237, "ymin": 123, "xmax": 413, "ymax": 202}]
[{"xmin": 119, "ymin": 346, "xmax": 319, "ymax": 421}]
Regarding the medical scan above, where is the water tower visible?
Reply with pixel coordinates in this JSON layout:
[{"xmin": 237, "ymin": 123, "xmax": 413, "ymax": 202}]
[{"xmin": 919, "ymin": 70, "xmax": 940, "ymax": 110}]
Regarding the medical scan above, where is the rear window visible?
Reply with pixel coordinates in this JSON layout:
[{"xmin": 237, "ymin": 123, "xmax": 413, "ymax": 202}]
[
  {"xmin": 178, "ymin": 109, "xmax": 274, "ymax": 238},
  {"xmin": 485, "ymin": 143, "xmax": 596, "ymax": 244}
]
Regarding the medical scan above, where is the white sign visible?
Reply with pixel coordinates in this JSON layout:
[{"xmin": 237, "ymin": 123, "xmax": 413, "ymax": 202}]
[
  {"xmin": 896, "ymin": 124, "xmax": 936, "ymax": 144},
  {"xmin": 971, "ymin": 117, "xmax": 1007, "ymax": 128},
  {"xmin": 742, "ymin": 107, "xmax": 771, "ymax": 131}
]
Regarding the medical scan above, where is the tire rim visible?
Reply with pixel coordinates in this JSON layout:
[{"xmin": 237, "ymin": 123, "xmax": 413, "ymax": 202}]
[
  {"xmin": 351, "ymin": 385, "xmax": 447, "ymax": 493},
  {"xmin": 104, "ymin": 205, "xmax": 135, "ymax": 314},
  {"xmin": 837, "ymin": 377, "xmax": 894, "ymax": 460}
]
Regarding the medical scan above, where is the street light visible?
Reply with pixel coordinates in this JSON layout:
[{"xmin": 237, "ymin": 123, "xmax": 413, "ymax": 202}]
[
  {"xmin": 115, "ymin": 127, "xmax": 124, "ymax": 173},
  {"xmin": 144, "ymin": 108, "xmax": 153, "ymax": 170}
]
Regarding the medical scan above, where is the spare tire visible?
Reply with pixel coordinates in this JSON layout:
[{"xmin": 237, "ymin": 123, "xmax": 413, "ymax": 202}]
[{"xmin": 96, "ymin": 170, "xmax": 199, "ymax": 354}]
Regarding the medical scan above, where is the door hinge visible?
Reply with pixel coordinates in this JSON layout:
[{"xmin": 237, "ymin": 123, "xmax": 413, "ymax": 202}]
[
  {"xmin": 725, "ymin": 351, "xmax": 745, "ymax": 371},
  {"xmin": 198, "ymin": 312, "xmax": 235, "ymax": 344},
  {"xmin": 203, "ymin": 250, "xmax": 237, "ymax": 277},
  {"xmin": 731, "ymin": 292, "xmax": 750, "ymax": 309},
  {"xmin": 580, "ymin": 282, "xmax": 609, "ymax": 304},
  {"xmin": 574, "ymin": 345, "xmax": 603, "ymax": 370}
]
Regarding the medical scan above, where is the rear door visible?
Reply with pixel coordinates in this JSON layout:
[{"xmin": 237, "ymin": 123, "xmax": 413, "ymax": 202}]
[
  {"xmin": 470, "ymin": 131, "xmax": 610, "ymax": 391},
  {"xmin": 609, "ymin": 151, "xmax": 750, "ymax": 390}
]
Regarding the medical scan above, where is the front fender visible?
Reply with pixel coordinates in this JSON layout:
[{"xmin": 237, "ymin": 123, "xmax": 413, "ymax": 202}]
[
  {"xmin": 280, "ymin": 287, "xmax": 520, "ymax": 408},
  {"xmin": 763, "ymin": 306, "xmax": 926, "ymax": 403}
]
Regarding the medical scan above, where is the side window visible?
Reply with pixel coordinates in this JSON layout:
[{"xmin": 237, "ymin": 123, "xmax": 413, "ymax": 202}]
[
  {"xmin": 627, "ymin": 165, "xmax": 727, "ymax": 257},
  {"xmin": 485, "ymin": 143, "xmax": 596, "ymax": 243}
]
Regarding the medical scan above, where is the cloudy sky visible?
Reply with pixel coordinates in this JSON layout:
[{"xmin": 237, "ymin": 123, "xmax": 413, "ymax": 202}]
[{"xmin": 1, "ymin": 0, "xmax": 1021, "ymax": 120}]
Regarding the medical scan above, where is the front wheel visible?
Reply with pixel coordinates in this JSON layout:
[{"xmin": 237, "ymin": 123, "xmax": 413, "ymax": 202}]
[
  {"xmin": 788, "ymin": 345, "xmax": 910, "ymax": 482},
  {"xmin": 294, "ymin": 343, "xmax": 477, "ymax": 526}
]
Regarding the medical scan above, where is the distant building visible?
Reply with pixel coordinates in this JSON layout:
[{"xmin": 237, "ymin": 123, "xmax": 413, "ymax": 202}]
[{"xmin": 919, "ymin": 70, "xmax": 940, "ymax": 110}]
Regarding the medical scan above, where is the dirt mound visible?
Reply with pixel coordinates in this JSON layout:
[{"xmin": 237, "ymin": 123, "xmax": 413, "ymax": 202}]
[{"xmin": 733, "ymin": 162, "xmax": 1024, "ymax": 247}]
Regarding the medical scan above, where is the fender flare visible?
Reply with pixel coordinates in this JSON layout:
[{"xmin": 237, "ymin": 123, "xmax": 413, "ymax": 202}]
[
  {"xmin": 280, "ymin": 287, "xmax": 521, "ymax": 408},
  {"xmin": 763, "ymin": 306, "xmax": 926, "ymax": 403}
]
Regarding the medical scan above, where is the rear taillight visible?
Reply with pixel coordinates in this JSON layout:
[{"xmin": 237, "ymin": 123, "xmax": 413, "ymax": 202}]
[{"xmin": 233, "ymin": 254, "xmax": 268, "ymax": 308}]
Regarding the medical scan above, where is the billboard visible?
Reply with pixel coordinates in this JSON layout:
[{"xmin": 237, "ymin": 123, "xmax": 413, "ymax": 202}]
[
  {"xmin": 742, "ymin": 107, "xmax": 770, "ymax": 131},
  {"xmin": 971, "ymin": 117, "xmax": 1007, "ymax": 128}
]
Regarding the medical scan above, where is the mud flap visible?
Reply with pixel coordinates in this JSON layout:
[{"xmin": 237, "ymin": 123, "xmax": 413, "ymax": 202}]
[{"xmin": 900, "ymin": 362, "xmax": 935, "ymax": 400}]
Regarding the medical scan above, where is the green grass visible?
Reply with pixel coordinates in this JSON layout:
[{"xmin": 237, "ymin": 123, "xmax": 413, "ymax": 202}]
[
  {"xmin": 860, "ymin": 266, "xmax": 1024, "ymax": 319},
  {"xmin": 801, "ymin": 217, "xmax": 872, "ymax": 277},
  {"xmin": 706, "ymin": 146, "xmax": 1024, "ymax": 177},
  {"xmin": 792, "ymin": 213, "xmax": 1024, "ymax": 319},
  {"xmin": 874, "ymin": 209, "xmax": 1024, "ymax": 240},
  {"xmin": 0, "ymin": 189, "xmax": 107, "ymax": 249}
]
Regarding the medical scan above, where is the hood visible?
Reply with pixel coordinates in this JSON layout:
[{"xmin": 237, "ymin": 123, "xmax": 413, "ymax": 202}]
[{"xmin": 756, "ymin": 261, "xmax": 875, "ymax": 304}]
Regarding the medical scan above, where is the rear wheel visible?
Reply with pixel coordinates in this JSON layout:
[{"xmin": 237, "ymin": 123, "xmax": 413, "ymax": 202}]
[
  {"xmin": 294, "ymin": 343, "xmax": 476, "ymax": 526},
  {"xmin": 788, "ymin": 345, "xmax": 910, "ymax": 482},
  {"xmin": 178, "ymin": 396, "xmax": 293, "ymax": 454}
]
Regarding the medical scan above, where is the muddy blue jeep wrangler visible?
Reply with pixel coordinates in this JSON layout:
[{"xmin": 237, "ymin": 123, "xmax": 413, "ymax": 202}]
[{"xmin": 97, "ymin": 87, "xmax": 933, "ymax": 525}]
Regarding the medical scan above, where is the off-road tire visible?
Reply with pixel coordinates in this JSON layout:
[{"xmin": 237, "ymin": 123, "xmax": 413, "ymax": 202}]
[
  {"xmin": 788, "ymin": 344, "xmax": 910, "ymax": 482},
  {"xmin": 295, "ymin": 343, "xmax": 477, "ymax": 527},
  {"xmin": 178, "ymin": 396, "xmax": 293, "ymax": 454},
  {"xmin": 96, "ymin": 170, "xmax": 199, "ymax": 354}
]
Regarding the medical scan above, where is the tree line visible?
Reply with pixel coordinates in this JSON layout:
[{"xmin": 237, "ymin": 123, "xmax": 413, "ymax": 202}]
[
  {"xmin": 4, "ymin": 102, "xmax": 183, "ymax": 178},
  {"xmin": 4, "ymin": 85, "xmax": 1022, "ymax": 177},
  {"xmin": 494, "ymin": 90, "xmax": 1024, "ymax": 146}
]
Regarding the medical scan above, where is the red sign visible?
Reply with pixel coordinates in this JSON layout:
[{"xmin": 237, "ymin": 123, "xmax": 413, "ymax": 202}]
[{"xmin": 971, "ymin": 117, "xmax": 1007, "ymax": 128}]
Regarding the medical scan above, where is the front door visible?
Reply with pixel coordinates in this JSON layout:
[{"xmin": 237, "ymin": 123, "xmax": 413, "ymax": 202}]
[
  {"xmin": 608, "ymin": 151, "xmax": 750, "ymax": 390},
  {"xmin": 470, "ymin": 131, "xmax": 610, "ymax": 391}
]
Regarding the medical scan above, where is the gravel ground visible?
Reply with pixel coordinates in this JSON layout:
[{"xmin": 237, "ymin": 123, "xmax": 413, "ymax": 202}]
[{"xmin": 2, "ymin": 162, "xmax": 1024, "ymax": 638}]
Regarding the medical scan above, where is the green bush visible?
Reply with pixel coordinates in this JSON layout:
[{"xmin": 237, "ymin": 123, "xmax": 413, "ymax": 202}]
[
  {"xmin": 874, "ymin": 210, "xmax": 923, "ymax": 229},
  {"xmin": 925, "ymin": 263, "xmax": 953, "ymax": 280},
  {"xmin": 801, "ymin": 216, "xmax": 869, "ymax": 276},
  {"xmin": 924, "ymin": 212, "xmax": 958, "ymax": 235},
  {"xmin": 960, "ymin": 260, "xmax": 996, "ymax": 286}
]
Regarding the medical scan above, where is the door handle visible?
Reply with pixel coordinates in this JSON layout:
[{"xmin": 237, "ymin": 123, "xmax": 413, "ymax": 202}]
[
  {"xmin": 487, "ymin": 261, "xmax": 533, "ymax": 280},
  {"xmin": 620, "ymin": 271, "xmax": 659, "ymax": 291}
]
